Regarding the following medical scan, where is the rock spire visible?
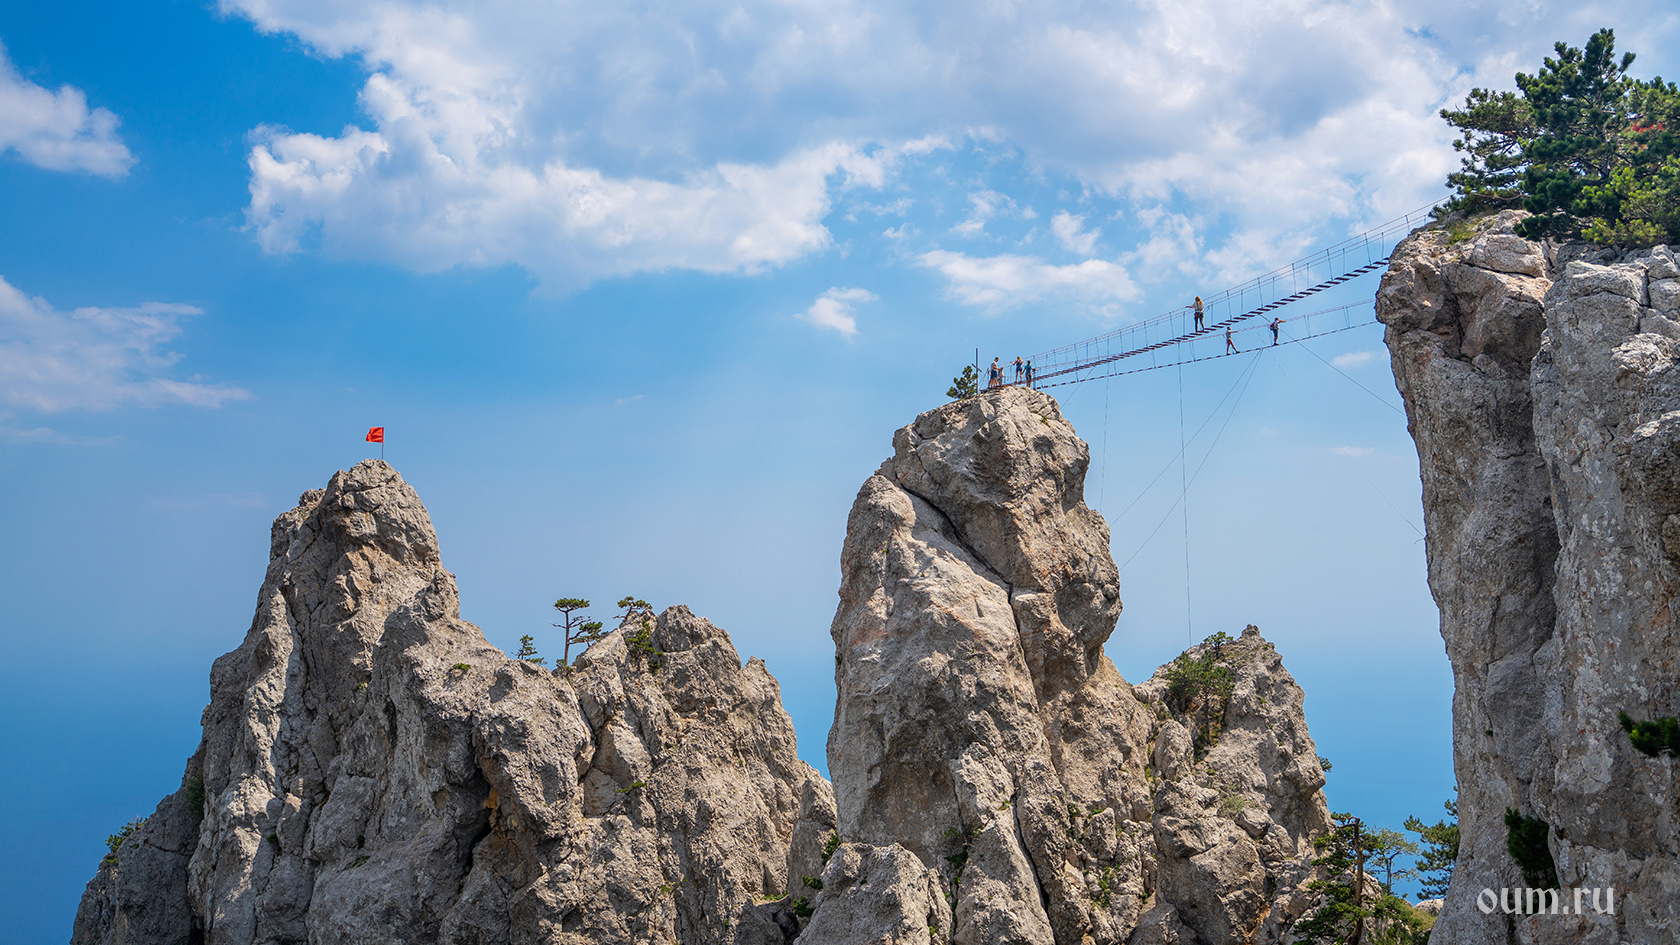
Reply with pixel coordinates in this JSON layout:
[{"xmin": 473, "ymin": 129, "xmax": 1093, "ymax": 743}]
[
  {"xmin": 806, "ymin": 386, "xmax": 1332, "ymax": 945},
  {"xmin": 73, "ymin": 460, "xmax": 832, "ymax": 945}
]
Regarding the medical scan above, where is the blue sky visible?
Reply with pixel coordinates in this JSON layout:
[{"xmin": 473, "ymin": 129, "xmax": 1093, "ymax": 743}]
[{"xmin": 4, "ymin": 1, "xmax": 1678, "ymax": 939}]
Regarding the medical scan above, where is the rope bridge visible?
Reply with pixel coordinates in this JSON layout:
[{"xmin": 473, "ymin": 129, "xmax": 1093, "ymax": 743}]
[{"xmin": 1020, "ymin": 203, "xmax": 1438, "ymax": 389}]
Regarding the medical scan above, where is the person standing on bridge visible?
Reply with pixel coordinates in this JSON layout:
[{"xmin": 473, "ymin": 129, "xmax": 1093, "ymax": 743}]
[
  {"xmin": 1270, "ymin": 318, "xmax": 1281, "ymax": 345},
  {"xmin": 1226, "ymin": 327, "xmax": 1238, "ymax": 354},
  {"xmin": 1013, "ymin": 356, "xmax": 1023, "ymax": 382},
  {"xmin": 1024, "ymin": 360, "xmax": 1034, "ymax": 388},
  {"xmin": 1194, "ymin": 296, "xmax": 1205, "ymax": 331}
]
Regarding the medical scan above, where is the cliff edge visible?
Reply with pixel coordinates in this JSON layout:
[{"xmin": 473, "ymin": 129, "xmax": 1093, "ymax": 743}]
[{"xmin": 1379, "ymin": 212, "xmax": 1680, "ymax": 945}]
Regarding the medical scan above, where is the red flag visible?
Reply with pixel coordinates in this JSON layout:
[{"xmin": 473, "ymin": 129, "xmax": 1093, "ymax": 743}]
[{"xmin": 366, "ymin": 427, "xmax": 384, "ymax": 443}]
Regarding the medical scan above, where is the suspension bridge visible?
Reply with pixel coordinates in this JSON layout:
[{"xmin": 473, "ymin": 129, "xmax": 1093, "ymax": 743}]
[
  {"xmin": 985, "ymin": 203, "xmax": 1442, "ymax": 640},
  {"xmin": 1009, "ymin": 204, "xmax": 1438, "ymax": 389}
]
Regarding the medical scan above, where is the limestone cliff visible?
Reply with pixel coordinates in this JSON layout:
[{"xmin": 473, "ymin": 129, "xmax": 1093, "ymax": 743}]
[
  {"xmin": 1379, "ymin": 213, "xmax": 1680, "ymax": 944},
  {"xmin": 72, "ymin": 460, "xmax": 833, "ymax": 945},
  {"xmin": 73, "ymin": 400, "xmax": 1338, "ymax": 945},
  {"xmin": 805, "ymin": 387, "xmax": 1332, "ymax": 945}
]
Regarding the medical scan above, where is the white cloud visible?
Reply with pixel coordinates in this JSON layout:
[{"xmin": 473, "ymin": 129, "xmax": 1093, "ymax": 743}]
[
  {"xmin": 218, "ymin": 0, "xmax": 1680, "ymax": 291},
  {"xmin": 614, "ymin": 393, "xmax": 646, "ymax": 405},
  {"xmin": 1332, "ymin": 350, "xmax": 1380, "ymax": 369},
  {"xmin": 1334, "ymin": 446, "xmax": 1377, "ymax": 457},
  {"xmin": 0, "ymin": 43, "xmax": 132, "ymax": 176},
  {"xmin": 0, "ymin": 276, "xmax": 248, "ymax": 412},
  {"xmin": 951, "ymin": 190, "xmax": 1021, "ymax": 237},
  {"xmin": 247, "ymin": 126, "xmax": 913, "ymax": 292},
  {"xmin": 1050, "ymin": 211, "xmax": 1099, "ymax": 255},
  {"xmin": 918, "ymin": 250, "xmax": 1137, "ymax": 312},
  {"xmin": 796, "ymin": 287, "xmax": 876, "ymax": 337}
]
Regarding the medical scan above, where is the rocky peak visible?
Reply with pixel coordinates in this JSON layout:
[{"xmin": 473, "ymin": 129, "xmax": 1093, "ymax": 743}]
[
  {"xmin": 814, "ymin": 386, "xmax": 1333, "ymax": 945},
  {"xmin": 73, "ymin": 461, "xmax": 833, "ymax": 945},
  {"xmin": 74, "ymin": 401, "xmax": 1340, "ymax": 945},
  {"xmin": 878, "ymin": 387, "xmax": 1122, "ymax": 694}
]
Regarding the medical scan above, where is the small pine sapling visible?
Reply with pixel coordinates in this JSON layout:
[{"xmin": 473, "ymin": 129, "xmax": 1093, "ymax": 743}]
[
  {"xmin": 947, "ymin": 365, "xmax": 979, "ymax": 400},
  {"xmin": 104, "ymin": 817, "xmax": 147, "ymax": 867},
  {"xmin": 514, "ymin": 634, "xmax": 545, "ymax": 666}
]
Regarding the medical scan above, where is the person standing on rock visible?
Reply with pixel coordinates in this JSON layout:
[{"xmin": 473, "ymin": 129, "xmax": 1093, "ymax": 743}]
[
  {"xmin": 1226, "ymin": 326, "xmax": 1238, "ymax": 354},
  {"xmin": 1270, "ymin": 318, "xmax": 1281, "ymax": 345},
  {"xmin": 989, "ymin": 357, "xmax": 1003, "ymax": 389},
  {"xmin": 1194, "ymin": 296, "xmax": 1205, "ymax": 331}
]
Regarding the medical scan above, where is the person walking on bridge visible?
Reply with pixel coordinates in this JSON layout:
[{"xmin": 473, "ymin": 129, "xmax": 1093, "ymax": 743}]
[
  {"xmin": 1269, "ymin": 318, "xmax": 1281, "ymax": 346},
  {"xmin": 1194, "ymin": 296, "xmax": 1205, "ymax": 331},
  {"xmin": 1013, "ymin": 356, "xmax": 1023, "ymax": 382},
  {"xmin": 1225, "ymin": 326, "xmax": 1238, "ymax": 354}
]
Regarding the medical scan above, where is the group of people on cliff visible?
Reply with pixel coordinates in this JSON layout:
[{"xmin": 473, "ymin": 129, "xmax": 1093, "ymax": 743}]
[{"xmin": 987, "ymin": 356, "xmax": 1035, "ymax": 389}]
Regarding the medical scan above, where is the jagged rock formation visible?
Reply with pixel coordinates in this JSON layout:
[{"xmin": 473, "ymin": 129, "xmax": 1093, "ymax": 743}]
[
  {"xmin": 808, "ymin": 387, "xmax": 1332, "ymax": 945},
  {"xmin": 1379, "ymin": 213, "xmax": 1680, "ymax": 944},
  {"xmin": 72, "ymin": 460, "xmax": 832, "ymax": 945},
  {"xmin": 74, "ymin": 399, "xmax": 1338, "ymax": 945}
]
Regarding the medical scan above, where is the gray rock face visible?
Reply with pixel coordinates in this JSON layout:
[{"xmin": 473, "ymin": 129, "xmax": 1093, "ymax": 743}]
[
  {"xmin": 71, "ymin": 460, "xmax": 832, "ymax": 945},
  {"xmin": 1379, "ymin": 214, "xmax": 1680, "ymax": 944},
  {"xmin": 814, "ymin": 387, "xmax": 1332, "ymax": 945}
]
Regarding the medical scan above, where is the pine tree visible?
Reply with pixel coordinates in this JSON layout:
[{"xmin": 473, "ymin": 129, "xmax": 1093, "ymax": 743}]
[
  {"xmin": 553, "ymin": 597, "xmax": 606, "ymax": 667},
  {"xmin": 1362, "ymin": 828, "xmax": 1419, "ymax": 895},
  {"xmin": 1513, "ymin": 29, "xmax": 1639, "ymax": 240},
  {"xmin": 947, "ymin": 365, "xmax": 979, "ymax": 400},
  {"xmin": 1403, "ymin": 797, "xmax": 1459, "ymax": 899},
  {"xmin": 1439, "ymin": 88, "xmax": 1534, "ymax": 216},
  {"xmin": 1294, "ymin": 814, "xmax": 1372, "ymax": 945},
  {"xmin": 515, "ymin": 634, "xmax": 544, "ymax": 666},
  {"xmin": 1437, "ymin": 29, "xmax": 1680, "ymax": 247}
]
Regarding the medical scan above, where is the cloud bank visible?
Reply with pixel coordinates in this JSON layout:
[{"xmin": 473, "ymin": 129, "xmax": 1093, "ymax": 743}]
[{"xmin": 221, "ymin": 0, "xmax": 1680, "ymax": 298}]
